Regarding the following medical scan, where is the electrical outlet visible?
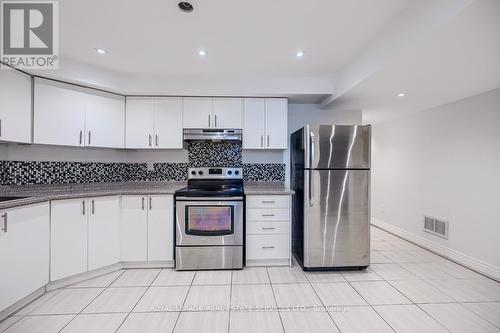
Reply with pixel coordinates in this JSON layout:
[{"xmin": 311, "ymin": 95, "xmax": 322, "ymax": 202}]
[{"xmin": 147, "ymin": 162, "xmax": 155, "ymax": 171}]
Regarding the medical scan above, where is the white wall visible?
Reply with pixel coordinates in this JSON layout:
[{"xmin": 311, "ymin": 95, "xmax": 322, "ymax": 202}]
[
  {"xmin": 371, "ymin": 88, "xmax": 500, "ymax": 277},
  {"xmin": 288, "ymin": 104, "xmax": 362, "ymax": 133}
]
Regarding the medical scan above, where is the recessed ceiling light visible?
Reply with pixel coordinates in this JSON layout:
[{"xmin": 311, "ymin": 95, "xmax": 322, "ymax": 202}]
[
  {"xmin": 95, "ymin": 48, "xmax": 107, "ymax": 55},
  {"xmin": 198, "ymin": 50, "xmax": 206, "ymax": 56},
  {"xmin": 396, "ymin": 93, "xmax": 406, "ymax": 97},
  {"xmin": 296, "ymin": 50, "xmax": 304, "ymax": 58},
  {"xmin": 178, "ymin": 2, "xmax": 194, "ymax": 13}
]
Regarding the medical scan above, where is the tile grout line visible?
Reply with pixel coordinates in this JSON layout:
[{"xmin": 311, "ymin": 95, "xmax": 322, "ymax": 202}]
[
  {"xmin": 227, "ymin": 270, "xmax": 233, "ymax": 333},
  {"xmin": 112, "ymin": 268, "xmax": 163, "ymax": 333},
  {"xmin": 266, "ymin": 267, "xmax": 287, "ymax": 333},
  {"xmin": 171, "ymin": 270, "xmax": 196, "ymax": 333}
]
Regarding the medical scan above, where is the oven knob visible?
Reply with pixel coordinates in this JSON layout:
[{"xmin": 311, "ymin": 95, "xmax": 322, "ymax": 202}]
[
  {"xmin": 227, "ymin": 170, "xmax": 232, "ymax": 175},
  {"xmin": 198, "ymin": 170, "xmax": 203, "ymax": 175},
  {"xmin": 235, "ymin": 170, "xmax": 239, "ymax": 175},
  {"xmin": 191, "ymin": 170, "xmax": 196, "ymax": 176}
]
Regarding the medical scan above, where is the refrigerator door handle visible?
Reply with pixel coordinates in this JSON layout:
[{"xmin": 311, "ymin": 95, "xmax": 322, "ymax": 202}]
[
  {"xmin": 310, "ymin": 131, "xmax": 315, "ymax": 168},
  {"xmin": 309, "ymin": 170, "xmax": 314, "ymax": 207}
]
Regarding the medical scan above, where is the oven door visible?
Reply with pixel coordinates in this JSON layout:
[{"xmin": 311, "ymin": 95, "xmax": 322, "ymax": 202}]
[{"xmin": 175, "ymin": 197, "xmax": 244, "ymax": 246}]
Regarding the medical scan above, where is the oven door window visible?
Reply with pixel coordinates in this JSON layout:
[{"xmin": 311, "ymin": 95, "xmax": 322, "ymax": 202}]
[{"xmin": 185, "ymin": 206, "xmax": 234, "ymax": 236}]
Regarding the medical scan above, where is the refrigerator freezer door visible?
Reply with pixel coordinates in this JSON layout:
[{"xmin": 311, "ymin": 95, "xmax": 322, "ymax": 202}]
[
  {"xmin": 303, "ymin": 169, "xmax": 370, "ymax": 268},
  {"xmin": 305, "ymin": 125, "xmax": 371, "ymax": 170}
]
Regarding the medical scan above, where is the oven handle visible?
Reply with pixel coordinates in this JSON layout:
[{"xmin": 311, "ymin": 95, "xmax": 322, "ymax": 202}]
[{"xmin": 175, "ymin": 196, "xmax": 244, "ymax": 201}]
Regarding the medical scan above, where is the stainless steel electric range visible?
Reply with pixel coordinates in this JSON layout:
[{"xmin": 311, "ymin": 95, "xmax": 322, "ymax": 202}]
[{"xmin": 175, "ymin": 167, "xmax": 244, "ymax": 270}]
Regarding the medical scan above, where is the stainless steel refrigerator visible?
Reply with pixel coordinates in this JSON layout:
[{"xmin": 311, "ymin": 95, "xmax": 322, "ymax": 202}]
[{"xmin": 291, "ymin": 125, "xmax": 371, "ymax": 270}]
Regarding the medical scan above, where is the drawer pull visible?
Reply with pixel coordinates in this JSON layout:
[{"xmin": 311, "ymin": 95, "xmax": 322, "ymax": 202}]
[
  {"xmin": 262, "ymin": 227, "xmax": 275, "ymax": 230},
  {"xmin": 262, "ymin": 201, "xmax": 275, "ymax": 204},
  {"xmin": 262, "ymin": 246, "xmax": 275, "ymax": 249},
  {"xmin": 262, "ymin": 214, "xmax": 275, "ymax": 217}
]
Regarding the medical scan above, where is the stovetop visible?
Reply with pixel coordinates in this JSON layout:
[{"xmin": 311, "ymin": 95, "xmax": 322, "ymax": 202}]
[{"xmin": 175, "ymin": 167, "xmax": 244, "ymax": 197}]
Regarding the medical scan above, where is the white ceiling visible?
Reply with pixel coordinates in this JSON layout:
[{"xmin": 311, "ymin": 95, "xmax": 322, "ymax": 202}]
[{"xmin": 331, "ymin": 0, "xmax": 500, "ymax": 123}]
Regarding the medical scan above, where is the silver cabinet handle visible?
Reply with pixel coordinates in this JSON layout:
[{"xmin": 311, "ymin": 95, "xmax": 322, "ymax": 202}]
[
  {"xmin": 267, "ymin": 135, "xmax": 270, "ymax": 147},
  {"xmin": 0, "ymin": 119, "xmax": 2, "ymax": 137},
  {"xmin": 82, "ymin": 201, "xmax": 86, "ymax": 215},
  {"xmin": 208, "ymin": 114, "xmax": 211, "ymax": 127},
  {"xmin": 88, "ymin": 131, "xmax": 91, "ymax": 145},
  {"xmin": 262, "ymin": 201, "xmax": 275, "ymax": 204},
  {"xmin": 142, "ymin": 197, "xmax": 145, "ymax": 210},
  {"xmin": 79, "ymin": 130, "xmax": 83, "ymax": 145},
  {"xmin": 215, "ymin": 114, "xmax": 217, "ymax": 127},
  {"xmin": 262, "ymin": 214, "xmax": 275, "ymax": 217},
  {"xmin": 149, "ymin": 197, "xmax": 152, "ymax": 210},
  {"xmin": 1, "ymin": 213, "xmax": 7, "ymax": 233},
  {"xmin": 261, "ymin": 135, "xmax": 263, "ymax": 147},
  {"xmin": 149, "ymin": 134, "xmax": 152, "ymax": 147},
  {"xmin": 262, "ymin": 246, "xmax": 275, "ymax": 249},
  {"xmin": 91, "ymin": 200, "xmax": 95, "ymax": 215},
  {"xmin": 155, "ymin": 134, "xmax": 159, "ymax": 147},
  {"xmin": 262, "ymin": 227, "xmax": 275, "ymax": 230}
]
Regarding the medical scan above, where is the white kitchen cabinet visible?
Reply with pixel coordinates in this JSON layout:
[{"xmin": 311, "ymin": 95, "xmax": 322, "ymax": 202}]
[
  {"xmin": 147, "ymin": 196, "xmax": 174, "ymax": 261},
  {"xmin": 0, "ymin": 203, "xmax": 49, "ymax": 312},
  {"xmin": 245, "ymin": 194, "xmax": 291, "ymax": 266},
  {"xmin": 243, "ymin": 98, "xmax": 287, "ymax": 149},
  {"xmin": 120, "ymin": 195, "xmax": 174, "ymax": 262},
  {"xmin": 85, "ymin": 93, "xmax": 125, "ymax": 148},
  {"xmin": 87, "ymin": 197, "xmax": 121, "ymax": 271},
  {"xmin": 50, "ymin": 199, "xmax": 88, "ymax": 281},
  {"xmin": 212, "ymin": 98, "xmax": 242, "ymax": 128},
  {"xmin": 125, "ymin": 97, "xmax": 182, "ymax": 149},
  {"xmin": 182, "ymin": 97, "xmax": 212, "ymax": 128},
  {"xmin": 121, "ymin": 196, "xmax": 148, "ymax": 261},
  {"xmin": 0, "ymin": 67, "xmax": 32, "ymax": 144},
  {"xmin": 34, "ymin": 78, "xmax": 125, "ymax": 148}
]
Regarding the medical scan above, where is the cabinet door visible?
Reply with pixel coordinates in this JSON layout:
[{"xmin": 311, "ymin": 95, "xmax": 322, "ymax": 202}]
[
  {"xmin": 50, "ymin": 199, "xmax": 88, "ymax": 281},
  {"xmin": 34, "ymin": 79, "xmax": 86, "ymax": 146},
  {"xmin": 125, "ymin": 98, "xmax": 154, "ymax": 148},
  {"xmin": 0, "ymin": 203, "xmax": 49, "ymax": 312},
  {"xmin": 265, "ymin": 98, "xmax": 288, "ymax": 149},
  {"xmin": 243, "ymin": 98, "xmax": 266, "ymax": 149},
  {"xmin": 212, "ymin": 98, "xmax": 242, "ymax": 128},
  {"xmin": 88, "ymin": 197, "xmax": 121, "ymax": 271},
  {"xmin": 0, "ymin": 68, "xmax": 32, "ymax": 143},
  {"xmin": 147, "ymin": 195, "xmax": 174, "ymax": 261},
  {"xmin": 182, "ymin": 97, "xmax": 212, "ymax": 128},
  {"xmin": 121, "ymin": 196, "xmax": 148, "ymax": 261},
  {"xmin": 85, "ymin": 92, "xmax": 125, "ymax": 148},
  {"xmin": 154, "ymin": 97, "xmax": 183, "ymax": 149}
]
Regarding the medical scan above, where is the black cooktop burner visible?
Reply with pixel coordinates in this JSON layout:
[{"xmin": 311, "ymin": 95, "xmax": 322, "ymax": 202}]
[{"xmin": 175, "ymin": 186, "xmax": 244, "ymax": 197}]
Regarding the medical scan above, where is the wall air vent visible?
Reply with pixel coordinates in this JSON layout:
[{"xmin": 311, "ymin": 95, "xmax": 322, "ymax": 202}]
[{"xmin": 423, "ymin": 215, "xmax": 449, "ymax": 239}]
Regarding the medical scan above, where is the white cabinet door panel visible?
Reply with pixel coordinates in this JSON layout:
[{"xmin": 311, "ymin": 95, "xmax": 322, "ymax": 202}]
[
  {"xmin": 34, "ymin": 79, "xmax": 86, "ymax": 146},
  {"xmin": 183, "ymin": 97, "xmax": 212, "ymax": 128},
  {"xmin": 147, "ymin": 195, "xmax": 174, "ymax": 261},
  {"xmin": 86, "ymin": 93, "xmax": 125, "ymax": 148},
  {"xmin": 265, "ymin": 98, "xmax": 288, "ymax": 149},
  {"xmin": 50, "ymin": 199, "xmax": 88, "ymax": 281},
  {"xmin": 212, "ymin": 98, "xmax": 242, "ymax": 128},
  {"xmin": 0, "ymin": 203, "xmax": 49, "ymax": 312},
  {"xmin": 243, "ymin": 98, "xmax": 266, "ymax": 149},
  {"xmin": 88, "ymin": 197, "xmax": 121, "ymax": 271},
  {"xmin": 121, "ymin": 196, "xmax": 148, "ymax": 261},
  {"xmin": 154, "ymin": 97, "xmax": 183, "ymax": 149},
  {"xmin": 125, "ymin": 98, "xmax": 154, "ymax": 148},
  {"xmin": 0, "ymin": 68, "xmax": 32, "ymax": 143}
]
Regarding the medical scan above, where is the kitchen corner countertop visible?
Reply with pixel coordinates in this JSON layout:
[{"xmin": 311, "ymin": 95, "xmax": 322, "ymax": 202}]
[
  {"xmin": 0, "ymin": 182, "xmax": 186, "ymax": 210},
  {"xmin": 243, "ymin": 182, "xmax": 294, "ymax": 195}
]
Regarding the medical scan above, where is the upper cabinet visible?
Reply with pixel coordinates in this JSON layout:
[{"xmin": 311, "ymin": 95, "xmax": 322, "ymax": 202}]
[
  {"xmin": 183, "ymin": 97, "xmax": 242, "ymax": 129},
  {"xmin": 34, "ymin": 78, "xmax": 125, "ymax": 148},
  {"xmin": 0, "ymin": 68, "xmax": 32, "ymax": 144},
  {"xmin": 125, "ymin": 97, "xmax": 182, "ymax": 149},
  {"xmin": 243, "ymin": 98, "xmax": 288, "ymax": 149}
]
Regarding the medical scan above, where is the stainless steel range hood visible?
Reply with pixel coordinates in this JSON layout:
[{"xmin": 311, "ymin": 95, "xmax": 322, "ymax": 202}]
[{"xmin": 183, "ymin": 129, "xmax": 242, "ymax": 142}]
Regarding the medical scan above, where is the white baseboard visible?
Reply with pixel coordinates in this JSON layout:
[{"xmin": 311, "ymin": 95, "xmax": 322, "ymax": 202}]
[
  {"xmin": 121, "ymin": 260, "xmax": 174, "ymax": 269},
  {"xmin": 246, "ymin": 259, "xmax": 290, "ymax": 267},
  {"xmin": 371, "ymin": 217, "xmax": 500, "ymax": 282},
  {"xmin": 0, "ymin": 287, "xmax": 45, "ymax": 322},
  {"xmin": 47, "ymin": 263, "xmax": 122, "ymax": 291}
]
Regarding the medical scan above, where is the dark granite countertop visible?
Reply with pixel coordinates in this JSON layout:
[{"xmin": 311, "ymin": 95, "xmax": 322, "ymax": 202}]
[
  {"xmin": 0, "ymin": 182, "xmax": 186, "ymax": 210},
  {"xmin": 243, "ymin": 182, "xmax": 294, "ymax": 195}
]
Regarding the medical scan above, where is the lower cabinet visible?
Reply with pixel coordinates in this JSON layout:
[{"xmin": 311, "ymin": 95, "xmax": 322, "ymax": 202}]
[
  {"xmin": 121, "ymin": 195, "xmax": 174, "ymax": 262},
  {"xmin": 0, "ymin": 203, "xmax": 50, "ymax": 312},
  {"xmin": 245, "ymin": 195, "xmax": 291, "ymax": 266},
  {"xmin": 51, "ymin": 196, "xmax": 120, "ymax": 281}
]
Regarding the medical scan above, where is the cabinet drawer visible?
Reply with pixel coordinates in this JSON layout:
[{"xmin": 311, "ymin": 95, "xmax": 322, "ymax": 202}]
[
  {"xmin": 246, "ymin": 195, "xmax": 289, "ymax": 209},
  {"xmin": 246, "ymin": 234, "xmax": 289, "ymax": 260},
  {"xmin": 247, "ymin": 208, "xmax": 289, "ymax": 222},
  {"xmin": 247, "ymin": 222, "xmax": 289, "ymax": 235}
]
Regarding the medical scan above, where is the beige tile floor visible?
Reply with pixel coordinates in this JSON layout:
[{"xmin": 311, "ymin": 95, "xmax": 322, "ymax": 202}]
[{"xmin": 2, "ymin": 226, "xmax": 500, "ymax": 333}]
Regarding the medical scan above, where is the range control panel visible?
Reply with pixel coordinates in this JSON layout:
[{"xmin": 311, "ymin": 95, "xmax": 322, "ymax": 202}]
[{"xmin": 188, "ymin": 167, "xmax": 243, "ymax": 180}]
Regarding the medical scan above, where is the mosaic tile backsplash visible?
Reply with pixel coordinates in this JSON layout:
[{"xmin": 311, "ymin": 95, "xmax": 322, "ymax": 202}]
[{"xmin": 0, "ymin": 142, "xmax": 285, "ymax": 185}]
